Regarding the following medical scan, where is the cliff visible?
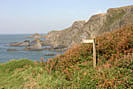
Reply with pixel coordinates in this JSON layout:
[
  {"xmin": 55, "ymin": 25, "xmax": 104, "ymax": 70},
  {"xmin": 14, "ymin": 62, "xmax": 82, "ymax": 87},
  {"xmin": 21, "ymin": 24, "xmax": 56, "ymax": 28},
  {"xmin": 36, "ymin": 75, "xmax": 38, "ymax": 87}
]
[{"xmin": 44, "ymin": 5, "xmax": 133, "ymax": 48}]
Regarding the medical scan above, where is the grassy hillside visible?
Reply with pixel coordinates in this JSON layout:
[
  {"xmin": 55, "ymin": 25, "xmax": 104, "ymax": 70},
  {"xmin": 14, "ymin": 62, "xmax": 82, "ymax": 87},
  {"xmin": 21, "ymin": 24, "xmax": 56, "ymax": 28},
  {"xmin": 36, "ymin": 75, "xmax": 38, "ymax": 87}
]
[{"xmin": 0, "ymin": 25, "xmax": 133, "ymax": 89}]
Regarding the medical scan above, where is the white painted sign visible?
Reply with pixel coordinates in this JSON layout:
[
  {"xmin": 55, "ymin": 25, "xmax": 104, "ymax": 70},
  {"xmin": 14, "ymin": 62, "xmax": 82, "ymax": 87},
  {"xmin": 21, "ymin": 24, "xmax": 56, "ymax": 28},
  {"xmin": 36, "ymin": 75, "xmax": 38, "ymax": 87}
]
[{"xmin": 82, "ymin": 39, "xmax": 94, "ymax": 43}]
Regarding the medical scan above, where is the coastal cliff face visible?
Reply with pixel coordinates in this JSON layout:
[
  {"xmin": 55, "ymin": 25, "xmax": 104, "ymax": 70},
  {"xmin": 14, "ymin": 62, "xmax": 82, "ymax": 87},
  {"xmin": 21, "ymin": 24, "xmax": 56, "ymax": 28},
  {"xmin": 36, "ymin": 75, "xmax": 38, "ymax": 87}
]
[
  {"xmin": 45, "ymin": 21, "xmax": 87, "ymax": 48},
  {"xmin": 45, "ymin": 5, "xmax": 133, "ymax": 48}
]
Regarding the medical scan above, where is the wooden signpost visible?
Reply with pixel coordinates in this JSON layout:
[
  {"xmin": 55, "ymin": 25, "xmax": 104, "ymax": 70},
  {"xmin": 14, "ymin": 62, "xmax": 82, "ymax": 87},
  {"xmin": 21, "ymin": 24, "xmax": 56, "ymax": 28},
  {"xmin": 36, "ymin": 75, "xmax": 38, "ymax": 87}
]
[{"xmin": 82, "ymin": 38, "xmax": 96, "ymax": 68}]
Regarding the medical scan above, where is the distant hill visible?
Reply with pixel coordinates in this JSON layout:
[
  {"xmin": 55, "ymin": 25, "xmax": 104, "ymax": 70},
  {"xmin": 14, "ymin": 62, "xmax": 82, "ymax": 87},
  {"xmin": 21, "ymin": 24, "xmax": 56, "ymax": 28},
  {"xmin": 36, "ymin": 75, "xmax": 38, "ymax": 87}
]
[{"xmin": 45, "ymin": 5, "xmax": 133, "ymax": 48}]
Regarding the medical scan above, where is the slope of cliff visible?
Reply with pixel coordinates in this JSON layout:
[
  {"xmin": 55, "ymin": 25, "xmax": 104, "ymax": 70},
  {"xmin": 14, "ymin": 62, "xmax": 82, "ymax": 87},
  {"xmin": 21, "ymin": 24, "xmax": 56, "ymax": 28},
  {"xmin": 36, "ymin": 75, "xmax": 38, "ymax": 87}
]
[{"xmin": 45, "ymin": 5, "xmax": 133, "ymax": 48}]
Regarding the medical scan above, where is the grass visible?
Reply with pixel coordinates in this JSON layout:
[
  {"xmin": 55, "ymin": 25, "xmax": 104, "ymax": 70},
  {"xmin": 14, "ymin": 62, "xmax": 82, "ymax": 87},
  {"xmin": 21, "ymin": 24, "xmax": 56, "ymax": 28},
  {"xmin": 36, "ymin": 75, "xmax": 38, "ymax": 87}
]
[
  {"xmin": 0, "ymin": 58, "xmax": 132, "ymax": 89},
  {"xmin": 0, "ymin": 59, "xmax": 68, "ymax": 89}
]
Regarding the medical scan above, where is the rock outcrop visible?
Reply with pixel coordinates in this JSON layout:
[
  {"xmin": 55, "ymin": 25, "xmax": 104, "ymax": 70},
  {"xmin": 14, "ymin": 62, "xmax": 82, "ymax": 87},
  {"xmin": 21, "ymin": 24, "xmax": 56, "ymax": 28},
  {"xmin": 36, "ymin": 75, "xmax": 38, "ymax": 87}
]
[
  {"xmin": 8, "ymin": 34, "xmax": 44, "ymax": 51},
  {"xmin": 9, "ymin": 40, "xmax": 30, "ymax": 47},
  {"xmin": 44, "ymin": 5, "xmax": 133, "ymax": 49}
]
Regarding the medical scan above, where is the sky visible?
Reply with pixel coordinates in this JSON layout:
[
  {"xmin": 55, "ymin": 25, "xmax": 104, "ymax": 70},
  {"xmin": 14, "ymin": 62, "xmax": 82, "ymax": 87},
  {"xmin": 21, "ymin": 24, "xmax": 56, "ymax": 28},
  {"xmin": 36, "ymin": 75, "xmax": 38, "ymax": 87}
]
[{"xmin": 0, "ymin": 0, "xmax": 133, "ymax": 34}]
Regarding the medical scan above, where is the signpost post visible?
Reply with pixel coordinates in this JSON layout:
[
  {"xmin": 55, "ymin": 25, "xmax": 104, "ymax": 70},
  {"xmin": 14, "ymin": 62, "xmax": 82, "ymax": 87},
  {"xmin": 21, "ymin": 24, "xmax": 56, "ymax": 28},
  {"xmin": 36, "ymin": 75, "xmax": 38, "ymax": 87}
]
[
  {"xmin": 93, "ymin": 38, "xmax": 96, "ymax": 68},
  {"xmin": 82, "ymin": 38, "xmax": 96, "ymax": 68}
]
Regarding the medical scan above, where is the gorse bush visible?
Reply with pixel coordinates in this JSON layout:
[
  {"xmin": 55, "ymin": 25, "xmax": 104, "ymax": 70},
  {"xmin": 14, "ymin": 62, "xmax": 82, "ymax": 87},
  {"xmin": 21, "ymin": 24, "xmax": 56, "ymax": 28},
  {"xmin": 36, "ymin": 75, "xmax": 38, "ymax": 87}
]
[
  {"xmin": 45, "ymin": 25, "xmax": 133, "ymax": 72},
  {"xmin": 44, "ymin": 25, "xmax": 133, "ymax": 88},
  {"xmin": 96, "ymin": 25, "xmax": 133, "ymax": 65}
]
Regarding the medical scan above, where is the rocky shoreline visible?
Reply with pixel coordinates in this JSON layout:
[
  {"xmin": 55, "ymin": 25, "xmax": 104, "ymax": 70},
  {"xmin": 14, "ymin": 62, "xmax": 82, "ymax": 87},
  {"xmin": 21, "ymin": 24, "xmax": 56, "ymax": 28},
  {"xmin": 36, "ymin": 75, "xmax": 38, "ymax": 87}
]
[
  {"xmin": 8, "ymin": 6, "xmax": 133, "ymax": 52},
  {"xmin": 8, "ymin": 33, "xmax": 67, "ymax": 52}
]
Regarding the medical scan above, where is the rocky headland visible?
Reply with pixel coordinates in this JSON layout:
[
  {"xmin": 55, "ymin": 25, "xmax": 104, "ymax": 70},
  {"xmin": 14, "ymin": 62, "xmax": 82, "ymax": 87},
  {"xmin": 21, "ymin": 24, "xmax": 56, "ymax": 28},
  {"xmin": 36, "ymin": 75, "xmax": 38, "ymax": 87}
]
[{"xmin": 44, "ymin": 5, "xmax": 133, "ymax": 49}]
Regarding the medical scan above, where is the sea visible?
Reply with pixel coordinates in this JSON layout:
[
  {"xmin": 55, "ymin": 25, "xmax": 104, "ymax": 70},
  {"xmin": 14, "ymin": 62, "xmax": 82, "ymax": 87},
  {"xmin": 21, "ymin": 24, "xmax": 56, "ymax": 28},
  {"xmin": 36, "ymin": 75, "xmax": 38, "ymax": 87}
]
[{"xmin": 0, "ymin": 34, "xmax": 62, "ymax": 63}]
